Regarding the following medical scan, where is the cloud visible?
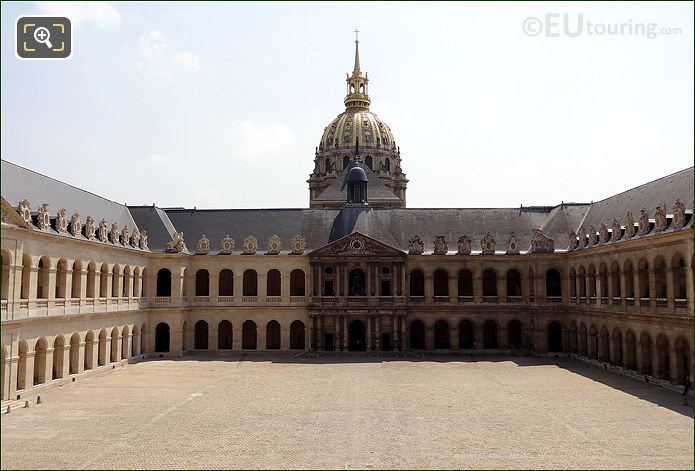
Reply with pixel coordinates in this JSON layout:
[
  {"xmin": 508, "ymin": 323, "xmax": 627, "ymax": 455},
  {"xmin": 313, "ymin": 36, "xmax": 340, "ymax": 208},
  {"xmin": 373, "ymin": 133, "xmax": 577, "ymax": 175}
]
[
  {"xmin": 36, "ymin": 2, "xmax": 121, "ymax": 27},
  {"xmin": 143, "ymin": 153, "xmax": 172, "ymax": 164},
  {"xmin": 235, "ymin": 121, "xmax": 295, "ymax": 161},
  {"xmin": 139, "ymin": 30, "xmax": 203, "ymax": 78}
]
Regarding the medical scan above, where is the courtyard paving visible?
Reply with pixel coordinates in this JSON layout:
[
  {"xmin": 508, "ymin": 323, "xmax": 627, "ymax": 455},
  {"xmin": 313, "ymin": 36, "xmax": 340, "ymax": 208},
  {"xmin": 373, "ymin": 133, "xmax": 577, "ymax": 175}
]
[{"xmin": 1, "ymin": 354, "xmax": 693, "ymax": 470}]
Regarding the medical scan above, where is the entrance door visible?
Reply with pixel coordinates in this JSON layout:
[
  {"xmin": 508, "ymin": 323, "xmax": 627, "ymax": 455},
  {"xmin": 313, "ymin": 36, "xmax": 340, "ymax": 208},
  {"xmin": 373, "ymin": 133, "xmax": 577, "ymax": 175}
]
[
  {"xmin": 324, "ymin": 333, "xmax": 334, "ymax": 351},
  {"xmin": 381, "ymin": 333, "xmax": 391, "ymax": 351},
  {"xmin": 349, "ymin": 320, "xmax": 366, "ymax": 351}
]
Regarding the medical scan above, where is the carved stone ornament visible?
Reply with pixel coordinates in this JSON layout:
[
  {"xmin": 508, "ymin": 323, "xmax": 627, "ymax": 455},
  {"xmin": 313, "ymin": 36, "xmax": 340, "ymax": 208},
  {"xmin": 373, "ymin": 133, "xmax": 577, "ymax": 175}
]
[
  {"xmin": 624, "ymin": 211, "xmax": 635, "ymax": 238},
  {"xmin": 456, "ymin": 235, "xmax": 472, "ymax": 255},
  {"xmin": 611, "ymin": 219, "xmax": 622, "ymax": 242},
  {"xmin": 672, "ymin": 200, "xmax": 686, "ymax": 229},
  {"xmin": 164, "ymin": 231, "xmax": 186, "ymax": 253},
  {"xmin": 433, "ymin": 235, "xmax": 447, "ymax": 255},
  {"xmin": 85, "ymin": 215, "xmax": 97, "ymax": 240},
  {"xmin": 529, "ymin": 229, "xmax": 555, "ymax": 253},
  {"xmin": 17, "ymin": 199, "xmax": 32, "ymax": 223},
  {"xmin": 70, "ymin": 213, "xmax": 82, "ymax": 237},
  {"xmin": 220, "ymin": 235, "xmax": 235, "ymax": 255},
  {"xmin": 243, "ymin": 235, "xmax": 258, "ymax": 255},
  {"xmin": 480, "ymin": 232, "xmax": 496, "ymax": 255},
  {"xmin": 598, "ymin": 223, "xmax": 609, "ymax": 243},
  {"xmin": 267, "ymin": 235, "xmax": 282, "ymax": 255},
  {"xmin": 97, "ymin": 219, "xmax": 108, "ymax": 242},
  {"xmin": 408, "ymin": 235, "xmax": 424, "ymax": 255},
  {"xmin": 37, "ymin": 203, "xmax": 50, "ymax": 230},
  {"xmin": 140, "ymin": 231, "xmax": 149, "ymax": 250},
  {"xmin": 506, "ymin": 232, "xmax": 521, "ymax": 255},
  {"xmin": 290, "ymin": 234, "xmax": 306, "ymax": 255},
  {"xmin": 120, "ymin": 225, "xmax": 130, "ymax": 245},
  {"xmin": 132, "ymin": 228, "xmax": 141, "ymax": 248},
  {"xmin": 568, "ymin": 231, "xmax": 579, "ymax": 250},
  {"xmin": 638, "ymin": 207, "xmax": 650, "ymax": 235},
  {"xmin": 654, "ymin": 205, "xmax": 667, "ymax": 232},
  {"xmin": 588, "ymin": 225, "xmax": 598, "ymax": 246},
  {"xmin": 56, "ymin": 208, "xmax": 68, "ymax": 233},
  {"xmin": 196, "ymin": 235, "xmax": 210, "ymax": 255},
  {"xmin": 109, "ymin": 223, "xmax": 120, "ymax": 244}
]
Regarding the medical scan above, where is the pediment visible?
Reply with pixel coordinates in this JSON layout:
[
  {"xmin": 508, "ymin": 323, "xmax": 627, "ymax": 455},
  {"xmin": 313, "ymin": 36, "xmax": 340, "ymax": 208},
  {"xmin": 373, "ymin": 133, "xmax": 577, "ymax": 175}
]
[{"xmin": 309, "ymin": 232, "xmax": 405, "ymax": 258}]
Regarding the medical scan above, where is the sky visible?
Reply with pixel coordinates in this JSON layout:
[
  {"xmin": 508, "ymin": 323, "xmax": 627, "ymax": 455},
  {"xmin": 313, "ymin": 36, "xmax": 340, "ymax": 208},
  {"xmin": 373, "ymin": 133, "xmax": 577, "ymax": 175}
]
[{"xmin": 1, "ymin": 1, "xmax": 693, "ymax": 209}]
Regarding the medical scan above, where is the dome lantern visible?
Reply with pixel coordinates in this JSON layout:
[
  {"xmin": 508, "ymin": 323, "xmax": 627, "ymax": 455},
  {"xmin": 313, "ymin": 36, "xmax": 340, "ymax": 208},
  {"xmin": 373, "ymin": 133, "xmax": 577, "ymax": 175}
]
[{"xmin": 344, "ymin": 29, "xmax": 370, "ymax": 112}]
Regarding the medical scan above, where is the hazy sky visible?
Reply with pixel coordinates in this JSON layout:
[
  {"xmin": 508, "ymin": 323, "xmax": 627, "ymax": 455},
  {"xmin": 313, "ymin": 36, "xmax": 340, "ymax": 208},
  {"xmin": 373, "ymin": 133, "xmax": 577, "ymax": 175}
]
[{"xmin": 1, "ymin": 1, "xmax": 693, "ymax": 209}]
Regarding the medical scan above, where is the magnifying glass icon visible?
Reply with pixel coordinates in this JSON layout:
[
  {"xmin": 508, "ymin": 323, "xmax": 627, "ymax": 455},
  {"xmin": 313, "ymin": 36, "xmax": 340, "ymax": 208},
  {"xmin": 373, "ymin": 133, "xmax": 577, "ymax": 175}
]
[{"xmin": 33, "ymin": 27, "xmax": 53, "ymax": 49}]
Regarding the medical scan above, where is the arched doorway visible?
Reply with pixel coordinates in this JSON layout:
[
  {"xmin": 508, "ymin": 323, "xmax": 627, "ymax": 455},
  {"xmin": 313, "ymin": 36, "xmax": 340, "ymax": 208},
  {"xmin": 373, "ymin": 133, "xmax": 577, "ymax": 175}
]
[
  {"xmin": 98, "ymin": 330, "xmax": 107, "ymax": 366},
  {"xmin": 508, "ymin": 320, "xmax": 523, "ymax": 349},
  {"xmin": 459, "ymin": 320, "xmax": 474, "ymax": 349},
  {"xmin": 121, "ymin": 326, "xmax": 130, "ymax": 359},
  {"xmin": 349, "ymin": 269, "xmax": 366, "ymax": 296},
  {"xmin": 84, "ymin": 331, "xmax": 94, "ymax": 370},
  {"xmin": 266, "ymin": 320, "xmax": 281, "ymax": 350},
  {"xmin": 182, "ymin": 321, "xmax": 188, "ymax": 351},
  {"xmin": 569, "ymin": 322, "xmax": 577, "ymax": 354},
  {"xmin": 611, "ymin": 327, "xmax": 623, "ymax": 366},
  {"xmin": 483, "ymin": 320, "xmax": 498, "ymax": 349},
  {"xmin": 34, "ymin": 338, "xmax": 47, "ymax": 385},
  {"xmin": 155, "ymin": 323, "xmax": 170, "ymax": 353},
  {"xmin": 218, "ymin": 320, "xmax": 233, "ymax": 350},
  {"xmin": 17, "ymin": 341, "xmax": 28, "ymax": 390},
  {"xmin": 675, "ymin": 337, "xmax": 691, "ymax": 386},
  {"xmin": 242, "ymin": 320, "xmax": 257, "ymax": 350},
  {"xmin": 194, "ymin": 320, "xmax": 209, "ymax": 349},
  {"xmin": 640, "ymin": 332, "xmax": 653, "ymax": 376},
  {"xmin": 290, "ymin": 320, "xmax": 305, "ymax": 350},
  {"xmin": 110, "ymin": 327, "xmax": 119, "ymax": 362},
  {"xmin": 656, "ymin": 334, "xmax": 670, "ymax": 381},
  {"xmin": 547, "ymin": 322, "xmax": 563, "ymax": 352},
  {"xmin": 599, "ymin": 326, "xmax": 610, "ymax": 361},
  {"xmin": 409, "ymin": 320, "xmax": 425, "ymax": 349},
  {"xmin": 625, "ymin": 330, "xmax": 637, "ymax": 371},
  {"xmin": 349, "ymin": 320, "xmax": 366, "ymax": 351},
  {"xmin": 156, "ymin": 268, "xmax": 172, "ymax": 296},
  {"xmin": 433, "ymin": 320, "xmax": 450, "ymax": 349},
  {"xmin": 69, "ymin": 333, "xmax": 80, "ymax": 374},
  {"xmin": 53, "ymin": 335, "xmax": 65, "ymax": 379}
]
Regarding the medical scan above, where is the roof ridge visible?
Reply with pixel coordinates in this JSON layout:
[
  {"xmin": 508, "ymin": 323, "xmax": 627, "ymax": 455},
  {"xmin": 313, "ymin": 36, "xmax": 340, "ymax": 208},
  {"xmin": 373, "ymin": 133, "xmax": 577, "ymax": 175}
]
[{"xmin": 591, "ymin": 167, "xmax": 693, "ymax": 205}]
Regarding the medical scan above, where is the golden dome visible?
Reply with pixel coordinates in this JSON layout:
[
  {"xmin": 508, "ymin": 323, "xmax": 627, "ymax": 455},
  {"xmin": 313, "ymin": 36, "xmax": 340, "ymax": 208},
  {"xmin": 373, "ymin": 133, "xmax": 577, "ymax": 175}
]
[{"xmin": 319, "ymin": 110, "xmax": 397, "ymax": 153}]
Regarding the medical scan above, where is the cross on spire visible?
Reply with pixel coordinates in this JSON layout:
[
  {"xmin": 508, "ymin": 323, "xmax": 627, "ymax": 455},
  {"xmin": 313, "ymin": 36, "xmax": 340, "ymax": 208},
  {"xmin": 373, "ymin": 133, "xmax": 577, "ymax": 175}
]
[{"xmin": 353, "ymin": 28, "xmax": 360, "ymax": 71}]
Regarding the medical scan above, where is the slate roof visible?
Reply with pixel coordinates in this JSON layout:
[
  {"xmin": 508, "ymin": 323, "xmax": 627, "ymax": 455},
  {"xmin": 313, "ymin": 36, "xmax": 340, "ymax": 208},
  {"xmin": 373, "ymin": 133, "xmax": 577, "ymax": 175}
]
[
  {"xmin": 313, "ymin": 162, "xmax": 401, "ymax": 203},
  {"xmin": 1, "ymin": 159, "xmax": 137, "ymax": 231}
]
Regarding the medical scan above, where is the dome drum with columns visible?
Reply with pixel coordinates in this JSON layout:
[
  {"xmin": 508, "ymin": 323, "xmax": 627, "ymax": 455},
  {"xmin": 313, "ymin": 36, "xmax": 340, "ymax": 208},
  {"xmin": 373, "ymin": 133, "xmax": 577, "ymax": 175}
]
[{"xmin": 309, "ymin": 33, "xmax": 408, "ymax": 208}]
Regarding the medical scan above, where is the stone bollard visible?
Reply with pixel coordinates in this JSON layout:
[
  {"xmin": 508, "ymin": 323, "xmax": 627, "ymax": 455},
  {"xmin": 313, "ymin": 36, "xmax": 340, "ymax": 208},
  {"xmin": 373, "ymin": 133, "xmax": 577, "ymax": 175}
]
[
  {"xmin": 37, "ymin": 396, "xmax": 42, "ymax": 404},
  {"xmin": 24, "ymin": 400, "xmax": 29, "ymax": 408}
]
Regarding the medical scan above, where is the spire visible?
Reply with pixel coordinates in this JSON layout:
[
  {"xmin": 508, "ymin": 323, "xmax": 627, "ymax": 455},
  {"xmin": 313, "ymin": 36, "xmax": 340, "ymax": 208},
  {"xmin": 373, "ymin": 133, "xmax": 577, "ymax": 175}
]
[{"xmin": 353, "ymin": 29, "xmax": 360, "ymax": 72}]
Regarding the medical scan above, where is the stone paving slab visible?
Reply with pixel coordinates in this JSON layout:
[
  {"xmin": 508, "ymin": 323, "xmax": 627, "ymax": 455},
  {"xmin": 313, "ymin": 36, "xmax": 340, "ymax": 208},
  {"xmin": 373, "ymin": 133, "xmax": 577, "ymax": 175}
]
[{"xmin": 1, "ymin": 355, "xmax": 692, "ymax": 469}]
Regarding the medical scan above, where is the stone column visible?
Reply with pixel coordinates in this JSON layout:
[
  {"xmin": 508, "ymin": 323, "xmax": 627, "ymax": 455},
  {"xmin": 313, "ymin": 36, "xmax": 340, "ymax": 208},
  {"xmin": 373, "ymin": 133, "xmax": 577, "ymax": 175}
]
[
  {"xmin": 448, "ymin": 275, "xmax": 457, "ymax": 303},
  {"xmin": 574, "ymin": 275, "xmax": 581, "ymax": 304},
  {"xmin": 666, "ymin": 268, "xmax": 675, "ymax": 309},
  {"xmin": 521, "ymin": 273, "xmax": 530, "ymax": 303},
  {"xmin": 47, "ymin": 268, "xmax": 57, "ymax": 303},
  {"xmin": 686, "ymin": 262, "xmax": 695, "ymax": 313},
  {"xmin": 634, "ymin": 272, "xmax": 642, "ymax": 308},
  {"xmin": 114, "ymin": 336, "xmax": 123, "ymax": 362},
  {"xmin": 374, "ymin": 315, "xmax": 380, "ymax": 351},
  {"xmin": 449, "ymin": 321, "xmax": 457, "ymax": 350},
  {"xmin": 65, "ymin": 269, "xmax": 73, "ymax": 301},
  {"xmin": 318, "ymin": 315, "xmax": 324, "ymax": 350},
  {"xmin": 595, "ymin": 276, "xmax": 602, "ymax": 306},
  {"xmin": 342, "ymin": 315, "xmax": 347, "ymax": 351},
  {"xmin": 22, "ymin": 352, "xmax": 35, "ymax": 391},
  {"xmin": 648, "ymin": 269, "xmax": 657, "ymax": 309},
  {"xmin": 618, "ymin": 270, "xmax": 627, "ymax": 306},
  {"xmin": 258, "ymin": 274, "xmax": 267, "ymax": 303},
  {"xmin": 60, "ymin": 345, "xmax": 71, "ymax": 378},
  {"xmin": 210, "ymin": 271, "xmax": 219, "ymax": 303},
  {"xmin": 366, "ymin": 315, "xmax": 372, "ymax": 351},
  {"xmin": 209, "ymin": 324, "xmax": 217, "ymax": 352},
  {"xmin": 392, "ymin": 316, "xmax": 398, "ymax": 351},
  {"xmin": 282, "ymin": 322, "xmax": 290, "ymax": 351},
  {"xmin": 473, "ymin": 274, "xmax": 483, "ymax": 303},
  {"xmin": 333, "ymin": 318, "xmax": 339, "ymax": 351},
  {"xmin": 233, "ymin": 273, "xmax": 243, "ymax": 300},
  {"xmin": 499, "ymin": 276, "xmax": 507, "ymax": 303},
  {"xmin": 233, "ymin": 323, "xmax": 242, "ymax": 351},
  {"xmin": 499, "ymin": 328, "xmax": 508, "ymax": 350},
  {"xmin": 425, "ymin": 322, "xmax": 433, "ymax": 351},
  {"xmin": 28, "ymin": 266, "xmax": 38, "ymax": 310},
  {"xmin": 669, "ymin": 347, "xmax": 679, "ymax": 384},
  {"xmin": 400, "ymin": 316, "xmax": 406, "ymax": 351},
  {"xmin": 561, "ymin": 273, "xmax": 571, "ymax": 304},
  {"xmin": 5, "ymin": 356, "xmax": 18, "ymax": 399},
  {"xmin": 366, "ymin": 265, "xmax": 372, "ymax": 298},
  {"xmin": 44, "ymin": 347, "xmax": 54, "ymax": 383},
  {"xmin": 400, "ymin": 264, "xmax": 405, "ymax": 297},
  {"xmin": 281, "ymin": 271, "xmax": 290, "ymax": 303},
  {"xmin": 424, "ymin": 272, "xmax": 434, "ymax": 303},
  {"xmin": 607, "ymin": 271, "xmax": 614, "ymax": 306}
]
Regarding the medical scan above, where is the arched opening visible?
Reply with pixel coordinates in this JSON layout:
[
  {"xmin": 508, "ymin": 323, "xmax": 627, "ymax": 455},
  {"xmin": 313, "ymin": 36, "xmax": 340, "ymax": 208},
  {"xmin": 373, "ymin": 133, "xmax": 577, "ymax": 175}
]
[
  {"xmin": 611, "ymin": 327, "xmax": 622, "ymax": 366},
  {"xmin": 17, "ymin": 340, "xmax": 28, "ymax": 390},
  {"xmin": 34, "ymin": 337, "xmax": 47, "ymax": 385},
  {"xmin": 194, "ymin": 320, "xmax": 209, "ymax": 349},
  {"xmin": 52, "ymin": 335, "xmax": 65, "ymax": 379},
  {"xmin": 56, "ymin": 258, "xmax": 68, "ymax": 298},
  {"xmin": 111, "ymin": 265, "xmax": 121, "ymax": 298},
  {"xmin": 409, "ymin": 270, "xmax": 424, "ymax": 297},
  {"xmin": 587, "ymin": 264, "xmax": 596, "ymax": 299},
  {"xmin": 242, "ymin": 320, "xmax": 257, "ymax": 350},
  {"xmin": 672, "ymin": 255, "xmax": 687, "ymax": 300},
  {"xmin": 637, "ymin": 258, "xmax": 650, "ymax": 300},
  {"xmin": 218, "ymin": 320, "xmax": 233, "ymax": 349},
  {"xmin": 625, "ymin": 330, "xmax": 637, "ymax": 371},
  {"xmin": 132, "ymin": 325, "xmax": 140, "ymax": 356},
  {"xmin": 675, "ymin": 337, "xmax": 691, "ymax": 386},
  {"xmin": 0, "ymin": 250, "xmax": 11, "ymax": 300},
  {"xmin": 122, "ymin": 266, "xmax": 131, "ymax": 298},
  {"xmin": 569, "ymin": 322, "xmax": 577, "ymax": 354},
  {"xmin": 599, "ymin": 326, "xmax": 609, "ymax": 361},
  {"xmin": 433, "ymin": 269, "xmax": 449, "ymax": 297},
  {"xmin": 569, "ymin": 268, "xmax": 577, "ymax": 298},
  {"xmin": 623, "ymin": 260, "xmax": 635, "ymax": 299},
  {"xmin": 219, "ymin": 269, "xmax": 234, "ymax": 296},
  {"xmin": 482, "ymin": 269, "xmax": 497, "ymax": 297},
  {"xmin": 384, "ymin": 158, "xmax": 391, "ymax": 172},
  {"xmin": 290, "ymin": 269, "xmax": 305, "ymax": 296},
  {"xmin": 20, "ymin": 253, "xmax": 31, "ymax": 299},
  {"xmin": 140, "ymin": 324, "xmax": 147, "ymax": 354},
  {"xmin": 325, "ymin": 157, "xmax": 332, "ymax": 173},
  {"xmin": 547, "ymin": 322, "xmax": 563, "ymax": 352},
  {"xmin": 508, "ymin": 320, "xmax": 523, "ymax": 349},
  {"xmin": 578, "ymin": 323, "xmax": 587, "ymax": 356},
  {"xmin": 598, "ymin": 263, "xmax": 608, "ymax": 299},
  {"xmin": 290, "ymin": 320, "xmax": 305, "ymax": 350},
  {"xmin": 121, "ymin": 325, "xmax": 130, "ymax": 359},
  {"xmin": 37, "ymin": 257, "xmax": 50, "ymax": 299},
  {"xmin": 654, "ymin": 257, "xmax": 667, "ymax": 300},
  {"xmin": 506, "ymin": 269, "xmax": 522, "ymax": 297},
  {"xmin": 70, "ymin": 260, "xmax": 82, "ymax": 298},
  {"xmin": 349, "ymin": 269, "xmax": 366, "ymax": 296},
  {"xmin": 266, "ymin": 320, "xmax": 281, "ymax": 350},
  {"xmin": 458, "ymin": 320, "xmax": 474, "ymax": 349},
  {"xmin": 110, "ymin": 327, "xmax": 119, "ymax": 362},
  {"xmin": 349, "ymin": 320, "xmax": 367, "ymax": 351},
  {"xmin": 156, "ymin": 268, "xmax": 172, "ymax": 297},
  {"xmin": 409, "ymin": 320, "xmax": 425, "ymax": 349},
  {"xmin": 267, "ymin": 269, "xmax": 281, "ymax": 296},
  {"xmin": 365, "ymin": 156, "xmax": 373, "ymax": 169},
  {"xmin": 610, "ymin": 261, "xmax": 621, "ymax": 300},
  {"xmin": 86, "ymin": 262, "xmax": 96, "ymax": 298},
  {"xmin": 99, "ymin": 264, "xmax": 109, "ymax": 298},
  {"xmin": 97, "ymin": 329, "xmax": 107, "ymax": 366},
  {"xmin": 546, "ymin": 268, "xmax": 562, "ymax": 297},
  {"xmin": 69, "ymin": 332, "xmax": 80, "ymax": 374},
  {"xmin": 243, "ymin": 270, "xmax": 258, "ymax": 296},
  {"xmin": 588, "ymin": 324, "xmax": 598, "ymax": 359},
  {"xmin": 656, "ymin": 333, "xmax": 670, "ymax": 381},
  {"xmin": 640, "ymin": 332, "xmax": 653, "ymax": 376},
  {"xmin": 457, "ymin": 269, "xmax": 473, "ymax": 297},
  {"xmin": 433, "ymin": 320, "xmax": 450, "ymax": 349},
  {"xmin": 528, "ymin": 269, "xmax": 535, "ymax": 299},
  {"xmin": 483, "ymin": 320, "xmax": 498, "ymax": 349},
  {"xmin": 84, "ymin": 331, "xmax": 94, "ymax": 370},
  {"xmin": 182, "ymin": 321, "xmax": 187, "ymax": 351},
  {"xmin": 578, "ymin": 266, "xmax": 586, "ymax": 298},
  {"xmin": 155, "ymin": 323, "xmax": 170, "ymax": 352},
  {"xmin": 195, "ymin": 270, "xmax": 210, "ymax": 296}
]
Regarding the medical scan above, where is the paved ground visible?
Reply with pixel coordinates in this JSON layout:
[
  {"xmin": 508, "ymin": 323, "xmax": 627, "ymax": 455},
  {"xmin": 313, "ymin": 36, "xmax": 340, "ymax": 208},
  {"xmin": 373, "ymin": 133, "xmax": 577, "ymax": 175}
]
[{"xmin": 1, "ymin": 354, "xmax": 693, "ymax": 470}]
